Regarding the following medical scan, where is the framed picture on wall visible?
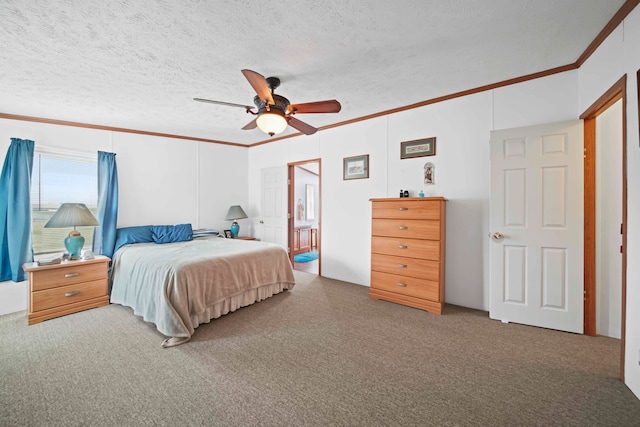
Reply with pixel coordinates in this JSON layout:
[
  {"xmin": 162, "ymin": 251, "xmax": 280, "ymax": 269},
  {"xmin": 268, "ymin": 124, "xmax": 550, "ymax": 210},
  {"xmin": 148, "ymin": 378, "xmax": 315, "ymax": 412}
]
[
  {"xmin": 401, "ymin": 137, "xmax": 436, "ymax": 159},
  {"xmin": 343, "ymin": 154, "xmax": 369, "ymax": 180}
]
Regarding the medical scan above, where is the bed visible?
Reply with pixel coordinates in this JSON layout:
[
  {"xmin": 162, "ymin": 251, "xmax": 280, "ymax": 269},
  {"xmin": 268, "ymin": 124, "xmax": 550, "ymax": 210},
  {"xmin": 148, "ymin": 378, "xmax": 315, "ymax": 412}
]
[{"xmin": 109, "ymin": 227, "xmax": 295, "ymax": 348}]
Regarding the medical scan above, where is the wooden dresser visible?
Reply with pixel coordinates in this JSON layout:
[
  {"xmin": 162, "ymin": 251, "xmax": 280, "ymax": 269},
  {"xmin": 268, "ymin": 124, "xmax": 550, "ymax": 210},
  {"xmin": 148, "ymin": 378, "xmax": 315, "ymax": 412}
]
[
  {"xmin": 369, "ymin": 197, "xmax": 446, "ymax": 314},
  {"xmin": 23, "ymin": 256, "xmax": 110, "ymax": 325}
]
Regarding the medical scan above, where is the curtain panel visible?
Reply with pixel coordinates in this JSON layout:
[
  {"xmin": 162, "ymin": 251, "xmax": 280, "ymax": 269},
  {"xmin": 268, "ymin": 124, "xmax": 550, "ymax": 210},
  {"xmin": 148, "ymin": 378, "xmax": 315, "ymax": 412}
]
[
  {"xmin": 92, "ymin": 151, "xmax": 118, "ymax": 258},
  {"xmin": 0, "ymin": 138, "xmax": 35, "ymax": 282}
]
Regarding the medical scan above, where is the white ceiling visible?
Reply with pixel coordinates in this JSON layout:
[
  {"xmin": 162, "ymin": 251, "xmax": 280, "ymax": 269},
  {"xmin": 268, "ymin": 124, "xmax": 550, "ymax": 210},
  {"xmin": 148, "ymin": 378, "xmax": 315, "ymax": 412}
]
[{"xmin": 0, "ymin": 0, "xmax": 626, "ymax": 146}]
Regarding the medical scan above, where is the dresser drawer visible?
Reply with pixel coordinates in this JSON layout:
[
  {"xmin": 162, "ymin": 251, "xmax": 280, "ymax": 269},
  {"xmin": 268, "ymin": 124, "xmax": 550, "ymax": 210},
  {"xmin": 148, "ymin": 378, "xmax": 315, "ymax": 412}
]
[
  {"xmin": 371, "ymin": 271, "xmax": 440, "ymax": 302},
  {"xmin": 371, "ymin": 236, "xmax": 440, "ymax": 260},
  {"xmin": 371, "ymin": 253, "xmax": 439, "ymax": 281},
  {"xmin": 31, "ymin": 279, "xmax": 108, "ymax": 312},
  {"xmin": 372, "ymin": 200, "xmax": 441, "ymax": 220},
  {"xmin": 372, "ymin": 219, "xmax": 440, "ymax": 240},
  {"xmin": 30, "ymin": 262, "xmax": 107, "ymax": 292}
]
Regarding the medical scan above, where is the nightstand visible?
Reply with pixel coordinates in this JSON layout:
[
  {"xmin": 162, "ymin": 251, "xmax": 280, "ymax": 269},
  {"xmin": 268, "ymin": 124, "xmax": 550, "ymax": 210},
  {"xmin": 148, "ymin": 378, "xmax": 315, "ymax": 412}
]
[
  {"xmin": 23, "ymin": 255, "xmax": 110, "ymax": 325},
  {"xmin": 235, "ymin": 236, "xmax": 256, "ymax": 240}
]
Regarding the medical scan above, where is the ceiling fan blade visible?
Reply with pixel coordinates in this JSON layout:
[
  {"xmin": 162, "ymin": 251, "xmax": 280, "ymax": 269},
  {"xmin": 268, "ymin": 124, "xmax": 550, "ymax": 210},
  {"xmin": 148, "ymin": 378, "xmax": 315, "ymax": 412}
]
[
  {"xmin": 288, "ymin": 100, "xmax": 341, "ymax": 114},
  {"xmin": 241, "ymin": 69, "xmax": 275, "ymax": 105},
  {"xmin": 193, "ymin": 98, "xmax": 254, "ymax": 110},
  {"xmin": 242, "ymin": 117, "xmax": 258, "ymax": 130},
  {"xmin": 288, "ymin": 117, "xmax": 317, "ymax": 135}
]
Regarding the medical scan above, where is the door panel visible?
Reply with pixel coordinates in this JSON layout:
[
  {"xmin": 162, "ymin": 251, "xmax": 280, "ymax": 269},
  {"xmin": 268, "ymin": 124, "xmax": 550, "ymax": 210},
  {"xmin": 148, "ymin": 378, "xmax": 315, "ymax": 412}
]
[
  {"xmin": 260, "ymin": 166, "xmax": 288, "ymax": 247},
  {"xmin": 490, "ymin": 120, "xmax": 583, "ymax": 333}
]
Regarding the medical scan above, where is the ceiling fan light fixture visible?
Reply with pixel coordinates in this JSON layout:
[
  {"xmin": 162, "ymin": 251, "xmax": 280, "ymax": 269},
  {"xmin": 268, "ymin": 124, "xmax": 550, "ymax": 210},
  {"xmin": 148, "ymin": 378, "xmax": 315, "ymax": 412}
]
[{"xmin": 256, "ymin": 111, "xmax": 288, "ymax": 136}]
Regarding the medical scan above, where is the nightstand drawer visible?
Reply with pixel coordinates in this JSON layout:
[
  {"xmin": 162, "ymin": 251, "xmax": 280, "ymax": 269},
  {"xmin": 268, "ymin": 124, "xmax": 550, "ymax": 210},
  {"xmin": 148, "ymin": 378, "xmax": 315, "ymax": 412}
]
[
  {"xmin": 31, "ymin": 279, "xmax": 108, "ymax": 312},
  {"xmin": 30, "ymin": 262, "xmax": 107, "ymax": 291}
]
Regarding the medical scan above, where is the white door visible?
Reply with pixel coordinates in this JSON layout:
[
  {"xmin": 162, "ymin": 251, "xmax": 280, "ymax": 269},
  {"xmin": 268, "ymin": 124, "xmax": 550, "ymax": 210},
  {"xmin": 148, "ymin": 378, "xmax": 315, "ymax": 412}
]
[
  {"xmin": 489, "ymin": 120, "xmax": 584, "ymax": 333},
  {"xmin": 259, "ymin": 166, "xmax": 288, "ymax": 247}
]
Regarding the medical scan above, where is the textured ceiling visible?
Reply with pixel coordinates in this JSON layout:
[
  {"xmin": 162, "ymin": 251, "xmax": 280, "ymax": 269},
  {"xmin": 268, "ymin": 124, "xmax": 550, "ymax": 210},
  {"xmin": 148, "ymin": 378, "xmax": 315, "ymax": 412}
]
[{"xmin": 0, "ymin": 0, "xmax": 626, "ymax": 146}]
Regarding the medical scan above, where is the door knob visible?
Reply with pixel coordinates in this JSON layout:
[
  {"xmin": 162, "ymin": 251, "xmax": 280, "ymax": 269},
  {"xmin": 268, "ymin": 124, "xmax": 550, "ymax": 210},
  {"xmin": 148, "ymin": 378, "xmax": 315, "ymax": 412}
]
[{"xmin": 491, "ymin": 232, "xmax": 504, "ymax": 240}]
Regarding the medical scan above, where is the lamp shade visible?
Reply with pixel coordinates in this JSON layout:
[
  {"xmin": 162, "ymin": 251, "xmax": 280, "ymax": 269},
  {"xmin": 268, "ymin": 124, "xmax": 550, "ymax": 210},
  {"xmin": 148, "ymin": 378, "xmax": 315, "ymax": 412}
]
[
  {"xmin": 256, "ymin": 112, "xmax": 288, "ymax": 136},
  {"xmin": 44, "ymin": 203, "xmax": 99, "ymax": 258},
  {"xmin": 225, "ymin": 205, "xmax": 247, "ymax": 238},
  {"xmin": 44, "ymin": 203, "xmax": 99, "ymax": 228},
  {"xmin": 225, "ymin": 205, "xmax": 248, "ymax": 221}
]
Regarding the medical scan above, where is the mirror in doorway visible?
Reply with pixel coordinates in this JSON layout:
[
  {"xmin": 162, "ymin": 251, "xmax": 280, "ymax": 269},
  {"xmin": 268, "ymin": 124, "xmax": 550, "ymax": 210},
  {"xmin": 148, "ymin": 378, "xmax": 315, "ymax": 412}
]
[{"xmin": 305, "ymin": 184, "xmax": 315, "ymax": 221}]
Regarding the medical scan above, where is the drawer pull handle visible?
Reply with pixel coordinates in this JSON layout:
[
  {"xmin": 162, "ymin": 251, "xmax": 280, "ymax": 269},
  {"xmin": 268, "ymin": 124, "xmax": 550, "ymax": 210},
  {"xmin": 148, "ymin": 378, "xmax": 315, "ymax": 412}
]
[
  {"xmin": 398, "ymin": 226, "xmax": 408, "ymax": 230},
  {"xmin": 397, "ymin": 207, "xmax": 409, "ymax": 211},
  {"xmin": 397, "ymin": 282, "xmax": 407, "ymax": 287},
  {"xmin": 65, "ymin": 291, "xmax": 80, "ymax": 297},
  {"xmin": 397, "ymin": 245, "xmax": 408, "ymax": 249},
  {"xmin": 64, "ymin": 273, "xmax": 80, "ymax": 278},
  {"xmin": 397, "ymin": 264, "xmax": 407, "ymax": 268}
]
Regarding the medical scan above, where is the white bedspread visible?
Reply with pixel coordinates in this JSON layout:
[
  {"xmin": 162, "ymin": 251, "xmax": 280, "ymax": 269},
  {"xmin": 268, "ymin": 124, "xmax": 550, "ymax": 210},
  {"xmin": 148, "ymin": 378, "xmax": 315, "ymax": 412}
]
[{"xmin": 110, "ymin": 238, "xmax": 295, "ymax": 339}]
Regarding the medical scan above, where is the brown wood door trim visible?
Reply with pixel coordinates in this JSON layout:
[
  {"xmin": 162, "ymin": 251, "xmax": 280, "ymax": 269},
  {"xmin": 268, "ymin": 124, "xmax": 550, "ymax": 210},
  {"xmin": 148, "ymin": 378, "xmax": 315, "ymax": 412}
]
[
  {"xmin": 580, "ymin": 74, "xmax": 627, "ymax": 380},
  {"xmin": 583, "ymin": 117, "xmax": 597, "ymax": 337}
]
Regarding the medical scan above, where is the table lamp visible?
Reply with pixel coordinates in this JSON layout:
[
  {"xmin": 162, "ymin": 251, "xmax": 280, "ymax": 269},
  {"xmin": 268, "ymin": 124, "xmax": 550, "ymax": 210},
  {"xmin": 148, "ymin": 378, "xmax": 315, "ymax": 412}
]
[
  {"xmin": 225, "ymin": 205, "xmax": 248, "ymax": 237},
  {"xmin": 44, "ymin": 203, "xmax": 99, "ymax": 258}
]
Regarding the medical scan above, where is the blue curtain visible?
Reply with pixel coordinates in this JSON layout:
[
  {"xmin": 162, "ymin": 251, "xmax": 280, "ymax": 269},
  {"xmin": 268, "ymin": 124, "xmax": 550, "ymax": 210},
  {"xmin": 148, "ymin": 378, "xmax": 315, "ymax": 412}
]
[
  {"xmin": 92, "ymin": 151, "xmax": 118, "ymax": 258},
  {"xmin": 0, "ymin": 138, "xmax": 35, "ymax": 282}
]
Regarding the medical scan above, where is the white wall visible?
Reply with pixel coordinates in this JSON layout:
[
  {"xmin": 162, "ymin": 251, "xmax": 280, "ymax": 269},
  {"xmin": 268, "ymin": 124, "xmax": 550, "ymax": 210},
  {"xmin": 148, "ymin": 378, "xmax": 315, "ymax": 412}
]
[
  {"xmin": 387, "ymin": 92, "xmax": 492, "ymax": 309},
  {"xmin": 577, "ymin": 4, "xmax": 640, "ymax": 399},
  {"xmin": 596, "ymin": 100, "xmax": 623, "ymax": 339},
  {"xmin": 0, "ymin": 119, "xmax": 248, "ymax": 315},
  {"xmin": 248, "ymin": 71, "xmax": 579, "ymax": 310}
]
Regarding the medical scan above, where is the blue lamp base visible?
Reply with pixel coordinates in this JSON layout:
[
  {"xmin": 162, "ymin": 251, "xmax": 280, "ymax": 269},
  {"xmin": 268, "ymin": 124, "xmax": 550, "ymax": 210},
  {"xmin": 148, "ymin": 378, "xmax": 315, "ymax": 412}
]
[
  {"xmin": 230, "ymin": 222, "xmax": 239, "ymax": 238},
  {"xmin": 64, "ymin": 231, "xmax": 85, "ymax": 259}
]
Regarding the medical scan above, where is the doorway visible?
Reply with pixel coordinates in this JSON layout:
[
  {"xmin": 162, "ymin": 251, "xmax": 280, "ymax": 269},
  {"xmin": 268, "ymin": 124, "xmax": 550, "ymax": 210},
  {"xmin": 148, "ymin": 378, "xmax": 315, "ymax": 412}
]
[
  {"xmin": 580, "ymin": 75, "xmax": 628, "ymax": 379},
  {"xmin": 288, "ymin": 159, "xmax": 321, "ymax": 275}
]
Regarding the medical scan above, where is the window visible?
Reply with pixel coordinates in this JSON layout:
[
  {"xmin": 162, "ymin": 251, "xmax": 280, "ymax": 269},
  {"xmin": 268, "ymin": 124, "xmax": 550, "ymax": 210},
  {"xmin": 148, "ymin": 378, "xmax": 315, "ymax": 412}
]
[{"xmin": 31, "ymin": 150, "xmax": 97, "ymax": 255}]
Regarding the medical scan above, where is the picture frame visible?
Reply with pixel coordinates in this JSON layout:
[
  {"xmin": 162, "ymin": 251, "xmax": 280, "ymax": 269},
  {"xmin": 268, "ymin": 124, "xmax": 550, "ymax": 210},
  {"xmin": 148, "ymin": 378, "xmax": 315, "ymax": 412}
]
[
  {"xmin": 343, "ymin": 154, "xmax": 369, "ymax": 180},
  {"xmin": 401, "ymin": 137, "xmax": 436, "ymax": 159},
  {"xmin": 224, "ymin": 229, "xmax": 233, "ymax": 238}
]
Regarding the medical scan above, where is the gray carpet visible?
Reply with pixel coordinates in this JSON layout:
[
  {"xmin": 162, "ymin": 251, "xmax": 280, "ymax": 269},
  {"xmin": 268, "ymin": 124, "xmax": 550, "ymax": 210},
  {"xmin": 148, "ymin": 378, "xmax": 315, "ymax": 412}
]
[{"xmin": 1, "ymin": 271, "xmax": 639, "ymax": 426}]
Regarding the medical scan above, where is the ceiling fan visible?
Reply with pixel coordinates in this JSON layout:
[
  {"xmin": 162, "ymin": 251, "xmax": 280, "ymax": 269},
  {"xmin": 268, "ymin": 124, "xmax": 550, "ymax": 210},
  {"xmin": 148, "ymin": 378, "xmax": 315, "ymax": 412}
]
[{"xmin": 194, "ymin": 69, "xmax": 341, "ymax": 137}]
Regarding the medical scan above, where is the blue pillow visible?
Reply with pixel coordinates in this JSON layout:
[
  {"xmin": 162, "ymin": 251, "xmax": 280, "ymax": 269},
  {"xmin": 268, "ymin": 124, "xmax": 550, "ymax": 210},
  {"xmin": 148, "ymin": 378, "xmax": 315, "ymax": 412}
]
[
  {"xmin": 152, "ymin": 223, "xmax": 193, "ymax": 244},
  {"xmin": 114, "ymin": 225, "xmax": 154, "ymax": 254}
]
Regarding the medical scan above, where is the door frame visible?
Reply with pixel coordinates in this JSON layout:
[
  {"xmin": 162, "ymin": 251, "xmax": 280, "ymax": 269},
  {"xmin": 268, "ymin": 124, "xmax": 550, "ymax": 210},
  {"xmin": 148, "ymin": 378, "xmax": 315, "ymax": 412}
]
[
  {"xmin": 287, "ymin": 158, "xmax": 321, "ymax": 275},
  {"xmin": 580, "ymin": 74, "xmax": 627, "ymax": 379}
]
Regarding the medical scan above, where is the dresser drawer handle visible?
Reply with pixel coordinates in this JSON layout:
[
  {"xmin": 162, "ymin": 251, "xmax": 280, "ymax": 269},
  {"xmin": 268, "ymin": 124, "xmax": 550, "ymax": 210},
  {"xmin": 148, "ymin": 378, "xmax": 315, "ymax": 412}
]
[
  {"xmin": 397, "ymin": 264, "xmax": 407, "ymax": 268},
  {"xmin": 65, "ymin": 291, "xmax": 80, "ymax": 297},
  {"xmin": 397, "ymin": 207, "xmax": 408, "ymax": 211},
  {"xmin": 64, "ymin": 273, "xmax": 80, "ymax": 278},
  {"xmin": 397, "ymin": 245, "xmax": 408, "ymax": 249},
  {"xmin": 398, "ymin": 226, "xmax": 408, "ymax": 230},
  {"xmin": 397, "ymin": 282, "xmax": 407, "ymax": 287}
]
